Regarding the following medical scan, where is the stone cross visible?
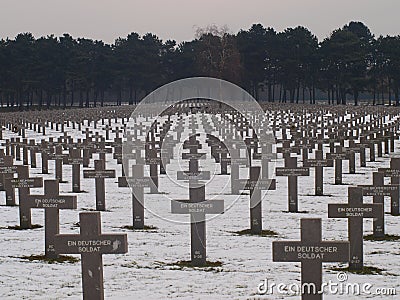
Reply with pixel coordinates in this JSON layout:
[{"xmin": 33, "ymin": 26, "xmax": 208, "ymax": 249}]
[
  {"xmin": 83, "ymin": 160, "xmax": 116, "ymax": 211},
  {"xmin": 48, "ymin": 145, "xmax": 68, "ymax": 183},
  {"xmin": 378, "ymin": 158, "xmax": 400, "ymax": 215},
  {"xmin": 28, "ymin": 140, "xmax": 38, "ymax": 168},
  {"xmin": 358, "ymin": 172, "xmax": 397, "ymax": 238},
  {"xmin": 0, "ymin": 155, "xmax": 17, "ymax": 206},
  {"xmin": 303, "ymin": 150, "xmax": 333, "ymax": 196},
  {"xmin": 273, "ymin": 218, "xmax": 349, "ymax": 300},
  {"xmin": 229, "ymin": 148, "xmax": 249, "ymax": 194},
  {"xmin": 126, "ymin": 164, "xmax": 152, "ymax": 229},
  {"xmin": 26, "ymin": 180, "xmax": 77, "ymax": 258},
  {"xmin": 235, "ymin": 166, "xmax": 276, "ymax": 234},
  {"xmin": 326, "ymin": 146, "xmax": 347, "ymax": 185},
  {"xmin": 4, "ymin": 166, "xmax": 43, "ymax": 229},
  {"xmin": 145, "ymin": 148, "xmax": 160, "ymax": 194},
  {"xmin": 276, "ymin": 157, "xmax": 310, "ymax": 212},
  {"xmin": 66, "ymin": 148, "xmax": 84, "ymax": 193},
  {"xmin": 40, "ymin": 140, "xmax": 50, "ymax": 174},
  {"xmin": 54, "ymin": 212, "xmax": 128, "ymax": 300},
  {"xmin": 171, "ymin": 183, "xmax": 224, "ymax": 266},
  {"xmin": 328, "ymin": 187, "xmax": 383, "ymax": 270}
]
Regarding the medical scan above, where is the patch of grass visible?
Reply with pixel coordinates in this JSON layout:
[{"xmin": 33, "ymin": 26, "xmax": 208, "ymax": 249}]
[
  {"xmin": 233, "ymin": 229, "xmax": 278, "ymax": 237},
  {"xmin": 122, "ymin": 260, "xmax": 224, "ymax": 272},
  {"xmin": 20, "ymin": 254, "xmax": 79, "ymax": 264},
  {"xmin": 81, "ymin": 208, "xmax": 112, "ymax": 212},
  {"xmin": 122, "ymin": 225, "xmax": 158, "ymax": 231},
  {"xmin": 6, "ymin": 224, "xmax": 42, "ymax": 230},
  {"xmin": 304, "ymin": 194, "xmax": 334, "ymax": 197},
  {"xmin": 282, "ymin": 210, "xmax": 309, "ymax": 214},
  {"xmin": 157, "ymin": 260, "xmax": 223, "ymax": 271},
  {"xmin": 331, "ymin": 266, "xmax": 385, "ymax": 275},
  {"xmin": 369, "ymin": 251, "xmax": 389, "ymax": 255},
  {"xmin": 364, "ymin": 234, "xmax": 400, "ymax": 241}
]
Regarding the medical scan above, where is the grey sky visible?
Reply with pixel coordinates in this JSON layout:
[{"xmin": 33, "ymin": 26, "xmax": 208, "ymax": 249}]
[{"xmin": 0, "ymin": 0, "xmax": 398, "ymax": 44}]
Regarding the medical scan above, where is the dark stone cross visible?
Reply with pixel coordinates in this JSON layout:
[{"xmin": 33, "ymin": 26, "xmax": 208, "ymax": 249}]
[
  {"xmin": 93, "ymin": 140, "xmax": 112, "ymax": 162},
  {"xmin": 82, "ymin": 128, "xmax": 93, "ymax": 140},
  {"xmin": 215, "ymin": 145, "xmax": 230, "ymax": 175},
  {"xmin": 40, "ymin": 140, "xmax": 50, "ymax": 174},
  {"xmin": 28, "ymin": 140, "xmax": 38, "ymax": 168},
  {"xmin": 273, "ymin": 218, "xmax": 349, "ymax": 300},
  {"xmin": 358, "ymin": 172, "xmax": 398, "ymax": 238},
  {"xmin": 47, "ymin": 145, "xmax": 68, "ymax": 183},
  {"xmin": 66, "ymin": 148, "xmax": 84, "ymax": 193},
  {"xmin": 171, "ymin": 183, "xmax": 224, "ymax": 266},
  {"xmin": 81, "ymin": 138, "xmax": 94, "ymax": 168},
  {"xmin": 22, "ymin": 139, "xmax": 29, "ymax": 165},
  {"xmin": 178, "ymin": 135, "xmax": 209, "ymax": 181},
  {"xmin": 276, "ymin": 157, "xmax": 310, "ymax": 212},
  {"xmin": 4, "ymin": 166, "xmax": 43, "ymax": 229},
  {"xmin": 253, "ymin": 143, "xmax": 276, "ymax": 179},
  {"xmin": 277, "ymin": 140, "xmax": 300, "ymax": 159},
  {"xmin": 326, "ymin": 146, "xmax": 347, "ymax": 185},
  {"xmin": 303, "ymin": 150, "xmax": 333, "ymax": 196},
  {"xmin": 83, "ymin": 160, "xmax": 116, "ymax": 211},
  {"xmin": 378, "ymin": 158, "xmax": 400, "ymax": 216},
  {"xmin": 26, "ymin": 180, "xmax": 77, "ymax": 258},
  {"xmin": 343, "ymin": 147, "xmax": 356, "ymax": 174},
  {"xmin": 54, "ymin": 212, "xmax": 128, "ymax": 300},
  {"xmin": 0, "ymin": 155, "xmax": 18, "ymax": 206},
  {"xmin": 126, "ymin": 164, "xmax": 152, "ymax": 229},
  {"xmin": 145, "ymin": 148, "xmax": 160, "ymax": 194},
  {"xmin": 235, "ymin": 166, "xmax": 276, "ymax": 234},
  {"xmin": 229, "ymin": 148, "xmax": 249, "ymax": 194},
  {"xmin": 328, "ymin": 187, "xmax": 383, "ymax": 270}
]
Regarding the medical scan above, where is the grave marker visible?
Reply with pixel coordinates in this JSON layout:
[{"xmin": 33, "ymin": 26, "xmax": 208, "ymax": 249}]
[
  {"xmin": 235, "ymin": 166, "xmax": 276, "ymax": 234},
  {"xmin": 303, "ymin": 150, "xmax": 333, "ymax": 196},
  {"xmin": 276, "ymin": 157, "xmax": 310, "ymax": 212},
  {"xmin": 83, "ymin": 160, "xmax": 116, "ymax": 211},
  {"xmin": 328, "ymin": 187, "xmax": 383, "ymax": 270},
  {"xmin": 26, "ymin": 180, "xmax": 77, "ymax": 258},
  {"xmin": 55, "ymin": 212, "xmax": 128, "ymax": 300},
  {"xmin": 171, "ymin": 184, "xmax": 224, "ymax": 266},
  {"xmin": 273, "ymin": 218, "xmax": 349, "ymax": 300}
]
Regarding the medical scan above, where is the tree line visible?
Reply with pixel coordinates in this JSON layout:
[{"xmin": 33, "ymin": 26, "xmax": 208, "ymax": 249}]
[{"xmin": 0, "ymin": 21, "xmax": 399, "ymax": 109}]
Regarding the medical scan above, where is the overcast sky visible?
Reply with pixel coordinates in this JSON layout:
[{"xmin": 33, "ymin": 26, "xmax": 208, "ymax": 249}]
[{"xmin": 0, "ymin": 0, "xmax": 398, "ymax": 44}]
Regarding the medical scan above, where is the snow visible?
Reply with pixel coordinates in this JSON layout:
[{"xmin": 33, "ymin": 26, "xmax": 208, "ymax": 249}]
[{"xmin": 0, "ymin": 113, "xmax": 399, "ymax": 300}]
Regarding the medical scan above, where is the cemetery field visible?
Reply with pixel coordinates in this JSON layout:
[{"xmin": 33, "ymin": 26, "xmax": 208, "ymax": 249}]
[{"xmin": 0, "ymin": 104, "xmax": 399, "ymax": 300}]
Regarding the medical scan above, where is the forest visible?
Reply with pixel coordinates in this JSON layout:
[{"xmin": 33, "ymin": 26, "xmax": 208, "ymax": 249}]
[{"xmin": 0, "ymin": 21, "xmax": 399, "ymax": 108}]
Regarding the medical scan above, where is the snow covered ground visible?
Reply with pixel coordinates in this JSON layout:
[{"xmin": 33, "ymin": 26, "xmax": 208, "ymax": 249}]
[{"xmin": 0, "ymin": 113, "xmax": 399, "ymax": 300}]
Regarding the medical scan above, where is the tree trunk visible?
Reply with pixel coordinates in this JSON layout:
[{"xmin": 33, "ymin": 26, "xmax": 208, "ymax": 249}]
[
  {"xmin": 373, "ymin": 85, "xmax": 376, "ymax": 106},
  {"xmin": 85, "ymin": 89, "xmax": 90, "ymax": 107},
  {"xmin": 94, "ymin": 90, "xmax": 98, "ymax": 107},
  {"xmin": 71, "ymin": 88, "xmax": 74, "ymax": 107},
  {"xmin": 354, "ymin": 90, "xmax": 359, "ymax": 106},
  {"xmin": 336, "ymin": 86, "xmax": 340, "ymax": 105},
  {"xmin": 268, "ymin": 84, "xmax": 272, "ymax": 102},
  {"xmin": 129, "ymin": 85, "xmax": 133, "ymax": 105},
  {"xmin": 312, "ymin": 85, "xmax": 316, "ymax": 104},
  {"xmin": 327, "ymin": 90, "xmax": 331, "ymax": 105}
]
